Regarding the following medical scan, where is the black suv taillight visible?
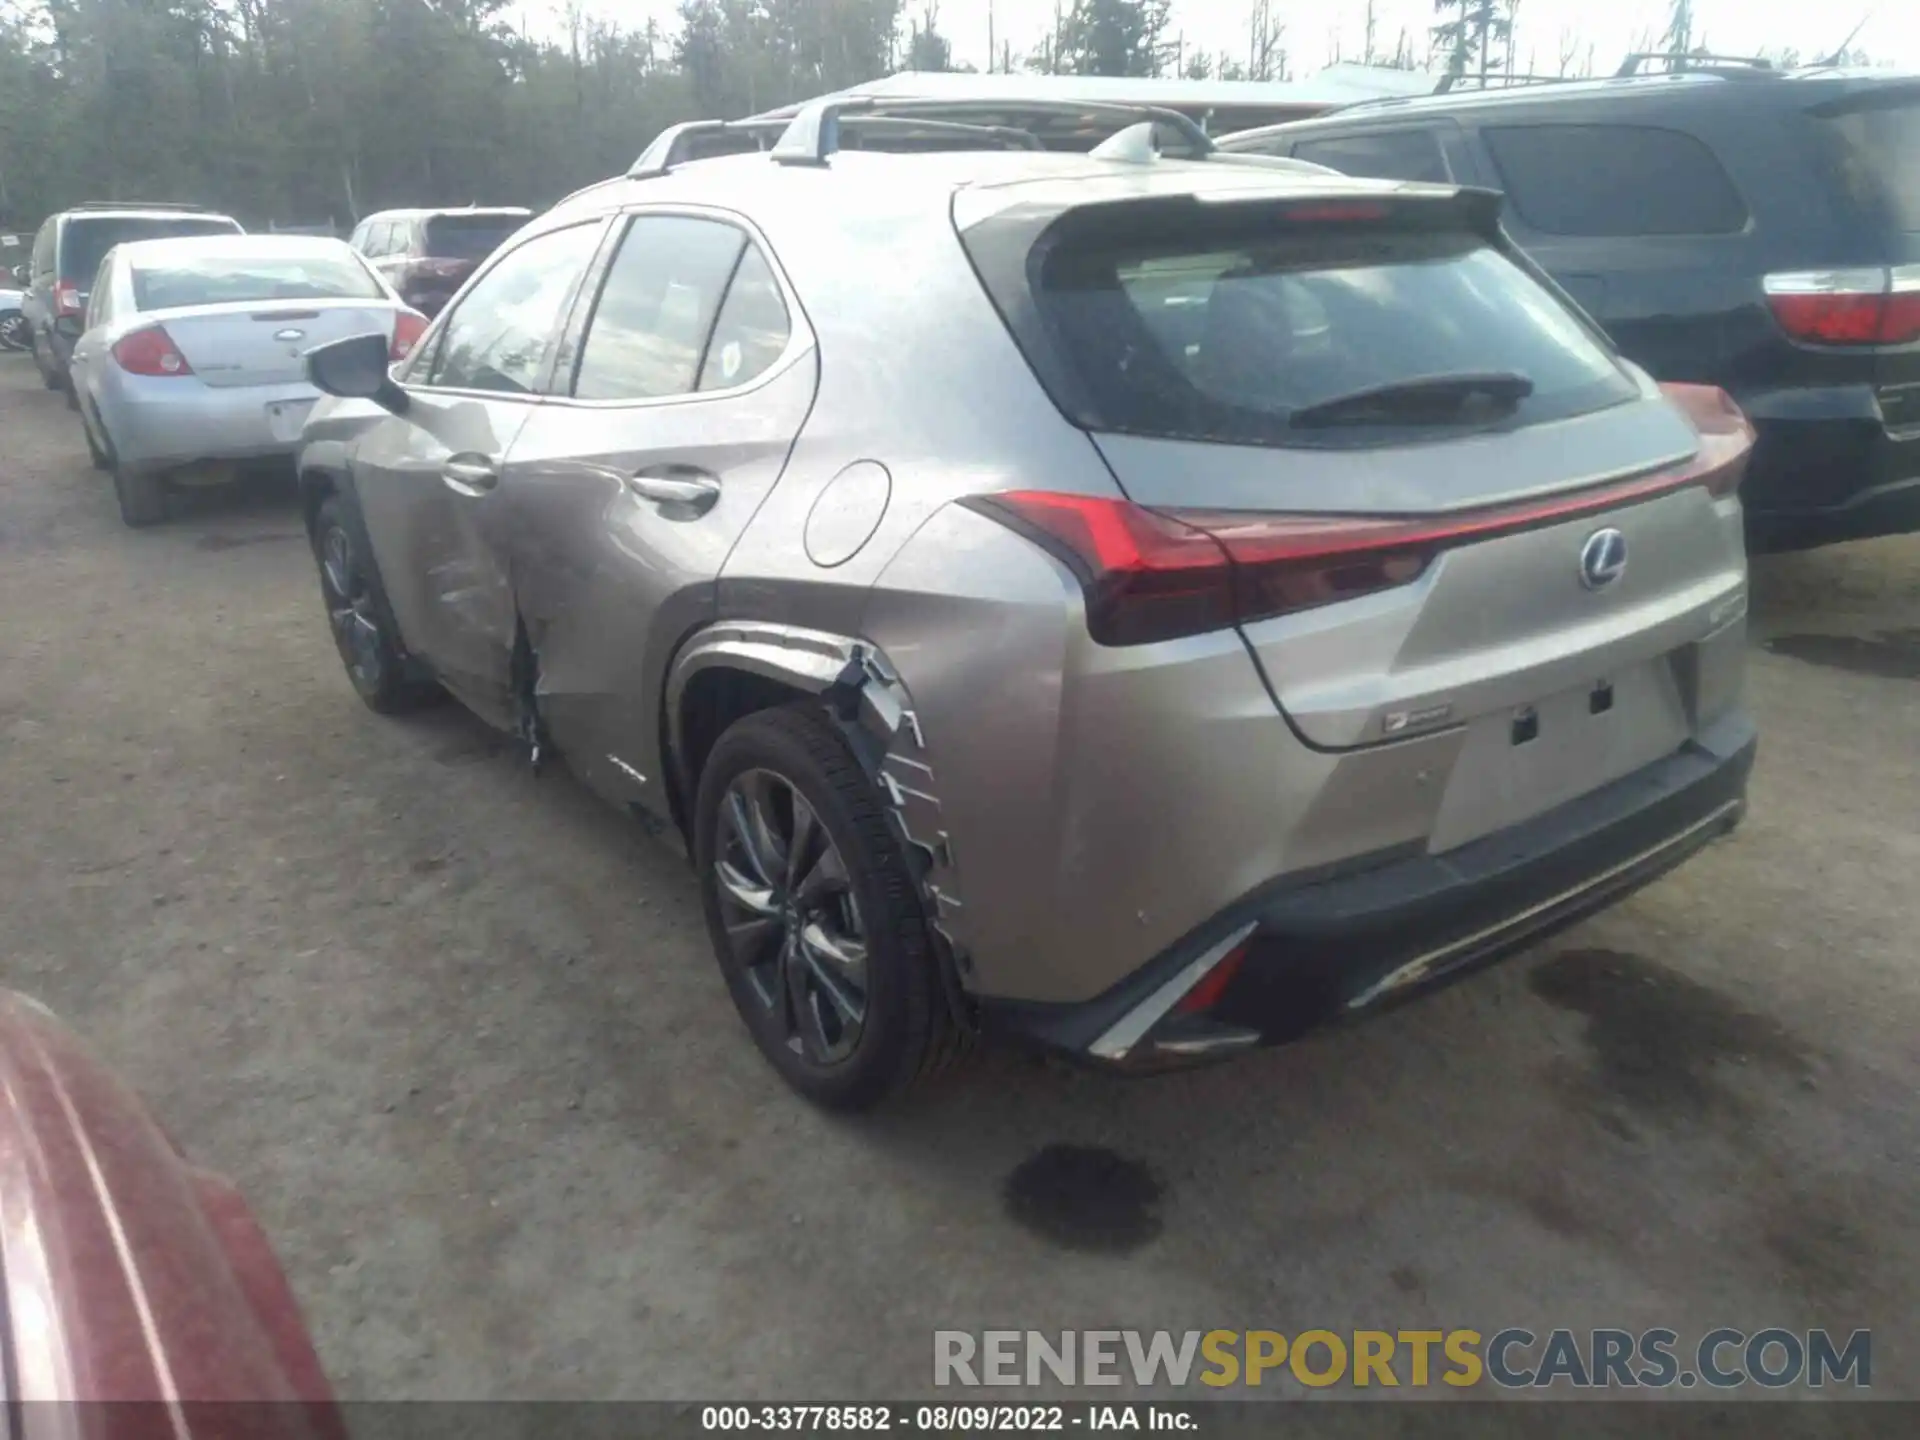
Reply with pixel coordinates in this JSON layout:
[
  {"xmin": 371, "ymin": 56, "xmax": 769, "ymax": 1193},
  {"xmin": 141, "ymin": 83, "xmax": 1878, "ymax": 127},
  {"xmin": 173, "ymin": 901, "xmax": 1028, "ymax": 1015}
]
[{"xmin": 1764, "ymin": 266, "xmax": 1920, "ymax": 346}]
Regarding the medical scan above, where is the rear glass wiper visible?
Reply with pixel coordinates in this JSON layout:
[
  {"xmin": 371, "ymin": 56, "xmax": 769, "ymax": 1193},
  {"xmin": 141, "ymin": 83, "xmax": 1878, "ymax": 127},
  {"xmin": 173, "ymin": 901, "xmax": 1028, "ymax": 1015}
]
[{"xmin": 1287, "ymin": 371, "xmax": 1536, "ymax": 430}]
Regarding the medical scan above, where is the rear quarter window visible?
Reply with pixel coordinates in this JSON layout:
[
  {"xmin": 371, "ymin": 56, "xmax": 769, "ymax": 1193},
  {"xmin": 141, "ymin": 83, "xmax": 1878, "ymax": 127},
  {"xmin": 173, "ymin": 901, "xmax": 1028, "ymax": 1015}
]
[
  {"xmin": 1292, "ymin": 130, "xmax": 1452, "ymax": 184},
  {"xmin": 1481, "ymin": 124, "xmax": 1749, "ymax": 236},
  {"xmin": 1811, "ymin": 95, "xmax": 1920, "ymax": 232}
]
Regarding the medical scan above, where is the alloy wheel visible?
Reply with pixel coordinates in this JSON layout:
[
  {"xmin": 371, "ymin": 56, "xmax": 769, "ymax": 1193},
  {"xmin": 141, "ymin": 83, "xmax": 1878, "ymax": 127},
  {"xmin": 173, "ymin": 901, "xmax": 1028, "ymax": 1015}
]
[
  {"xmin": 0, "ymin": 314, "xmax": 27, "ymax": 352},
  {"xmin": 714, "ymin": 768, "xmax": 869, "ymax": 1066},
  {"xmin": 319, "ymin": 523, "xmax": 385, "ymax": 691}
]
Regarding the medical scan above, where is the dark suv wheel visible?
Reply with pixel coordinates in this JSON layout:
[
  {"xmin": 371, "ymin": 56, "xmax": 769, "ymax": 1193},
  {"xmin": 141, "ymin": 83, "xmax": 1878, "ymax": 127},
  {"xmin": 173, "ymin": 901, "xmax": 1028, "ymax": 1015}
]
[
  {"xmin": 310, "ymin": 493, "xmax": 439, "ymax": 713},
  {"xmin": 694, "ymin": 705, "xmax": 968, "ymax": 1110}
]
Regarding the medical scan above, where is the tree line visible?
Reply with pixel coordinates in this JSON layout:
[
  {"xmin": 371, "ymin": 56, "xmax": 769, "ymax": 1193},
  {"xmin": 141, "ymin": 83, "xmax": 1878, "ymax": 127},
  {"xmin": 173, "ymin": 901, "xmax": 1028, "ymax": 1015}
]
[{"xmin": 0, "ymin": 0, "xmax": 1881, "ymax": 236}]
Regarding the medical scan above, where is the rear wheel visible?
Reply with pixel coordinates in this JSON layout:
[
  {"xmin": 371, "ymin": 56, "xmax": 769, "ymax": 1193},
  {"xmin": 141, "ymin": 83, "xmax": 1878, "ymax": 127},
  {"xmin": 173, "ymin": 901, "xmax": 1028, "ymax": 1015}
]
[
  {"xmin": 694, "ymin": 705, "xmax": 968, "ymax": 1110},
  {"xmin": 311, "ymin": 494, "xmax": 438, "ymax": 714},
  {"xmin": 79, "ymin": 397, "xmax": 110, "ymax": 470},
  {"xmin": 110, "ymin": 462, "xmax": 168, "ymax": 528},
  {"xmin": 0, "ymin": 312, "xmax": 27, "ymax": 352}
]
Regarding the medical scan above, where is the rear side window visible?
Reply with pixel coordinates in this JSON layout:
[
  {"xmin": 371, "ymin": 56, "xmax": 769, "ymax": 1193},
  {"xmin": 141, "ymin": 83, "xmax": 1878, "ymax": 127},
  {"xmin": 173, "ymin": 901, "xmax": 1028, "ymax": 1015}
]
[
  {"xmin": 131, "ymin": 249, "xmax": 383, "ymax": 310},
  {"xmin": 1293, "ymin": 130, "xmax": 1450, "ymax": 184},
  {"xmin": 1028, "ymin": 225, "xmax": 1636, "ymax": 449},
  {"xmin": 571, "ymin": 215, "xmax": 752, "ymax": 401},
  {"xmin": 1482, "ymin": 125, "xmax": 1748, "ymax": 236},
  {"xmin": 60, "ymin": 216, "xmax": 242, "ymax": 283},
  {"xmin": 1812, "ymin": 96, "xmax": 1920, "ymax": 233},
  {"xmin": 424, "ymin": 214, "xmax": 525, "ymax": 260},
  {"xmin": 699, "ymin": 245, "xmax": 791, "ymax": 391}
]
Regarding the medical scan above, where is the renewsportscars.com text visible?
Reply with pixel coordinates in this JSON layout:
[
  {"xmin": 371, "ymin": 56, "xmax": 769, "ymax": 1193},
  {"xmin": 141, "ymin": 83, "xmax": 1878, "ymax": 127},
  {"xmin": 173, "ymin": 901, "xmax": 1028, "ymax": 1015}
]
[{"xmin": 934, "ymin": 1328, "xmax": 1871, "ymax": 1391}]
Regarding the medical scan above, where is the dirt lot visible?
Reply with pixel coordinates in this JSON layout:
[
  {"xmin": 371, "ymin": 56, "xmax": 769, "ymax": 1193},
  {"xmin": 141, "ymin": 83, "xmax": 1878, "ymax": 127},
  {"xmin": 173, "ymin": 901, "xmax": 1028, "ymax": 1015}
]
[{"xmin": 1, "ymin": 351, "xmax": 1916, "ymax": 1401}]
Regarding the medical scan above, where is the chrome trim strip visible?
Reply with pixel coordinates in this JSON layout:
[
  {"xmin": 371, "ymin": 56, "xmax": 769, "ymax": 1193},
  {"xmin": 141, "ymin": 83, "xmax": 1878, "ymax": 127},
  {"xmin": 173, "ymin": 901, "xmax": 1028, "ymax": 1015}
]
[
  {"xmin": 1088, "ymin": 923, "xmax": 1258, "ymax": 1063},
  {"xmin": 1346, "ymin": 797, "xmax": 1744, "ymax": 1011}
]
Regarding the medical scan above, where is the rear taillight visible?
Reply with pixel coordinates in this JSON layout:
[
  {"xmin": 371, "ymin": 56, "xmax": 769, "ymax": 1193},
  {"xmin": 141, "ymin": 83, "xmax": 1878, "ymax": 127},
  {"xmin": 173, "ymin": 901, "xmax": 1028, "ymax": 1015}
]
[
  {"xmin": 111, "ymin": 326, "xmax": 192, "ymax": 377},
  {"xmin": 1658, "ymin": 382, "xmax": 1755, "ymax": 499},
  {"xmin": 967, "ymin": 397, "xmax": 1756, "ymax": 646},
  {"xmin": 390, "ymin": 309, "xmax": 429, "ymax": 361},
  {"xmin": 1763, "ymin": 266, "xmax": 1920, "ymax": 346},
  {"xmin": 54, "ymin": 282, "xmax": 82, "ymax": 317}
]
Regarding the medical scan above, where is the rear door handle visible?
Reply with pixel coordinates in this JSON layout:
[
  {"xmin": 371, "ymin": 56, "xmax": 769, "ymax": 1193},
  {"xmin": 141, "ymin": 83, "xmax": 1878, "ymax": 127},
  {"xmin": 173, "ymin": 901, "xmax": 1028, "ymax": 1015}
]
[
  {"xmin": 627, "ymin": 466, "xmax": 720, "ymax": 515},
  {"xmin": 442, "ymin": 454, "xmax": 499, "ymax": 496}
]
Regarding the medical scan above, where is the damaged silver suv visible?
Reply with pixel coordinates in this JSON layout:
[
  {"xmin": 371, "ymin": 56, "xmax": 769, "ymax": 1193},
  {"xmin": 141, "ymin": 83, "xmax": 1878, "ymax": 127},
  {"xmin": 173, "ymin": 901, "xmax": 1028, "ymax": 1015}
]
[{"xmin": 298, "ymin": 99, "xmax": 1758, "ymax": 1109}]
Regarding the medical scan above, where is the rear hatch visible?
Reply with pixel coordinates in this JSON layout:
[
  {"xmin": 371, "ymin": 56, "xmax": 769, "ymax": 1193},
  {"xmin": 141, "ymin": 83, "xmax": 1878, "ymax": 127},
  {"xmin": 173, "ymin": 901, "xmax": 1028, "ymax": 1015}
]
[
  {"xmin": 129, "ymin": 248, "xmax": 396, "ymax": 388},
  {"xmin": 1796, "ymin": 80, "xmax": 1920, "ymax": 432},
  {"xmin": 412, "ymin": 211, "xmax": 528, "ymax": 289},
  {"xmin": 60, "ymin": 215, "xmax": 241, "ymax": 302},
  {"xmin": 959, "ymin": 181, "xmax": 1750, "ymax": 850}
]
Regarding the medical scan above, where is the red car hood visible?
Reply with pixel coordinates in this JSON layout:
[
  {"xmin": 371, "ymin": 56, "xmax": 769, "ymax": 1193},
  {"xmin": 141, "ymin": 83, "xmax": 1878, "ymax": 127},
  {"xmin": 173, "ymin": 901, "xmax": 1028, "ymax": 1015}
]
[{"xmin": 0, "ymin": 991, "xmax": 343, "ymax": 1434}]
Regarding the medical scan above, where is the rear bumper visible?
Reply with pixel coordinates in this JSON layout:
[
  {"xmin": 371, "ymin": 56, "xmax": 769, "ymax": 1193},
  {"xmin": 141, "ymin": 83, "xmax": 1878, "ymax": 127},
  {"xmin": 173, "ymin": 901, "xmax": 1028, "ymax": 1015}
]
[
  {"xmin": 983, "ymin": 710, "xmax": 1757, "ymax": 1071},
  {"xmin": 1737, "ymin": 386, "xmax": 1920, "ymax": 550},
  {"xmin": 98, "ymin": 377, "xmax": 318, "ymax": 478}
]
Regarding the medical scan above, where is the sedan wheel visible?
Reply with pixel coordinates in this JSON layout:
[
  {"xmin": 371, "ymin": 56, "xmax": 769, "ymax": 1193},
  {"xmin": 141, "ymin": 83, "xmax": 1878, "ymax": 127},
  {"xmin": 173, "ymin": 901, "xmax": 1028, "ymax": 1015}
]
[{"xmin": 0, "ymin": 313, "xmax": 27, "ymax": 352}]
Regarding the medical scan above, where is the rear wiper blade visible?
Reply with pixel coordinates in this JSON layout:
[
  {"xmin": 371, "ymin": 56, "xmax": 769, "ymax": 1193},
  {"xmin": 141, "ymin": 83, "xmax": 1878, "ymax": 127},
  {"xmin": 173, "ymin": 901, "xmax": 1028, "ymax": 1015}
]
[{"xmin": 1288, "ymin": 371, "xmax": 1536, "ymax": 430}]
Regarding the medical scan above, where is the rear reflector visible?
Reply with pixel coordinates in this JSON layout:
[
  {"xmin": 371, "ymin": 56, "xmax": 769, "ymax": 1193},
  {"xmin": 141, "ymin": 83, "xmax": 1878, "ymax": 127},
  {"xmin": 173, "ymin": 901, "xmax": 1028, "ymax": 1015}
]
[
  {"xmin": 111, "ymin": 326, "xmax": 192, "ymax": 377},
  {"xmin": 390, "ymin": 309, "xmax": 429, "ymax": 362},
  {"xmin": 965, "ymin": 389, "xmax": 1754, "ymax": 646},
  {"xmin": 1764, "ymin": 266, "xmax": 1920, "ymax": 346},
  {"xmin": 1175, "ymin": 943, "xmax": 1250, "ymax": 1015}
]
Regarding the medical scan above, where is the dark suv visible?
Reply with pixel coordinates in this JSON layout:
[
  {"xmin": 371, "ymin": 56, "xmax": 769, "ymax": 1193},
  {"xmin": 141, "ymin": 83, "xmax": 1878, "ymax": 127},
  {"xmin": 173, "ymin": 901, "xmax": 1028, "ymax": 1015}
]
[
  {"xmin": 23, "ymin": 203, "xmax": 243, "ymax": 391},
  {"xmin": 347, "ymin": 207, "xmax": 530, "ymax": 316},
  {"xmin": 1220, "ymin": 65, "xmax": 1920, "ymax": 552}
]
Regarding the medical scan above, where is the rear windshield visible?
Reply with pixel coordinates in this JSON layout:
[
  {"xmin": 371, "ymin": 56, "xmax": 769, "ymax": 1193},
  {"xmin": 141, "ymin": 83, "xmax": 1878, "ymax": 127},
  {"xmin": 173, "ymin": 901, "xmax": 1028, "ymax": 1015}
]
[
  {"xmin": 1032, "ymin": 228, "xmax": 1637, "ymax": 449},
  {"xmin": 62, "ymin": 216, "xmax": 239, "ymax": 283},
  {"xmin": 130, "ymin": 250, "xmax": 383, "ymax": 310},
  {"xmin": 1812, "ymin": 95, "xmax": 1920, "ymax": 233},
  {"xmin": 423, "ymin": 215, "xmax": 524, "ymax": 259}
]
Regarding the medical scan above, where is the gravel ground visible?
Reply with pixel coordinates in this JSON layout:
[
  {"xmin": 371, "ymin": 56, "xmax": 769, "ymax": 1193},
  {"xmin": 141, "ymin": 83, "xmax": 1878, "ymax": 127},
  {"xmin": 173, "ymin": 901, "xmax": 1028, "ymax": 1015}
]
[{"xmin": 1, "ymin": 352, "xmax": 1915, "ymax": 1402}]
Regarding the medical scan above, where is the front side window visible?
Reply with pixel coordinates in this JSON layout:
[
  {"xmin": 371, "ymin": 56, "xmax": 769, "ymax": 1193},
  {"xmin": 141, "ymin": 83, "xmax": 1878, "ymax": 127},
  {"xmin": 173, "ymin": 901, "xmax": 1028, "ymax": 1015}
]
[
  {"xmin": 1294, "ymin": 130, "xmax": 1451, "ymax": 184},
  {"xmin": 424, "ymin": 222, "xmax": 603, "ymax": 395},
  {"xmin": 1482, "ymin": 124, "xmax": 1749, "ymax": 237},
  {"xmin": 571, "ymin": 214, "xmax": 753, "ymax": 401}
]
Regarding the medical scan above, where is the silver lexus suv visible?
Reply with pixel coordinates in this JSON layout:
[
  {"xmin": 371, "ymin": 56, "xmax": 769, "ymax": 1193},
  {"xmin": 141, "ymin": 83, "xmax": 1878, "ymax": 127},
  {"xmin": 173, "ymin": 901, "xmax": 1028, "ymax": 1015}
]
[{"xmin": 298, "ymin": 99, "xmax": 1758, "ymax": 1109}]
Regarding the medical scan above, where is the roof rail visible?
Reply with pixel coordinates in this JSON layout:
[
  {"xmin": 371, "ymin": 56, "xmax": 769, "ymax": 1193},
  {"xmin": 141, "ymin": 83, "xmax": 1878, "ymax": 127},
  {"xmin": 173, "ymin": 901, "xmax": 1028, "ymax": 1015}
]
[
  {"xmin": 1615, "ymin": 51, "xmax": 1776, "ymax": 78},
  {"xmin": 66, "ymin": 200, "xmax": 222, "ymax": 213},
  {"xmin": 1434, "ymin": 71, "xmax": 1575, "ymax": 94},
  {"xmin": 768, "ymin": 95, "xmax": 1216, "ymax": 166},
  {"xmin": 628, "ymin": 119, "xmax": 786, "ymax": 178}
]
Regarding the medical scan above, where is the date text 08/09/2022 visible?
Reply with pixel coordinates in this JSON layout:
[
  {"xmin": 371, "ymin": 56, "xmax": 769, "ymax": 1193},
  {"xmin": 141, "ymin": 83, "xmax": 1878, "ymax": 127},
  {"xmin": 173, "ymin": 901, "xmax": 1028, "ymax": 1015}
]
[{"xmin": 700, "ymin": 1406, "xmax": 1190, "ymax": 1432}]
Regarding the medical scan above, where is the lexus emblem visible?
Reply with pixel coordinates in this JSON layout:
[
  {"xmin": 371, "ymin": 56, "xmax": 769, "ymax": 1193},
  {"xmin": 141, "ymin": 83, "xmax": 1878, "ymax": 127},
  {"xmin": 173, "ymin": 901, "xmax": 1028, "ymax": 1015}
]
[
  {"xmin": 273, "ymin": 327, "xmax": 305, "ymax": 342},
  {"xmin": 1579, "ymin": 528, "xmax": 1628, "ymax": 590}
]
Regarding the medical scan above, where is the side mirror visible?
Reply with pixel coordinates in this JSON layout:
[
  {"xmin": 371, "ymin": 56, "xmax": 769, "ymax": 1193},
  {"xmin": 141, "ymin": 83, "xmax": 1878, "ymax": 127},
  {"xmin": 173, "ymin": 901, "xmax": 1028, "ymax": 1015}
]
[
  {"xmin": 9, "ymin": 265, "xmax": 26, "ymax": 285},
  {"xmin": 306, "ymin": 332, "xmax": 409, "ymax": 415}
]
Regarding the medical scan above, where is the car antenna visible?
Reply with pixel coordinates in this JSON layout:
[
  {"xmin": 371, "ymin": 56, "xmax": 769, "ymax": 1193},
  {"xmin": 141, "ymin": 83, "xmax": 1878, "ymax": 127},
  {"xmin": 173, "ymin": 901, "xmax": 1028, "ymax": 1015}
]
[{"xmin": 1816, "ymin": 10, "xmax": 1874, "ymax": 67}]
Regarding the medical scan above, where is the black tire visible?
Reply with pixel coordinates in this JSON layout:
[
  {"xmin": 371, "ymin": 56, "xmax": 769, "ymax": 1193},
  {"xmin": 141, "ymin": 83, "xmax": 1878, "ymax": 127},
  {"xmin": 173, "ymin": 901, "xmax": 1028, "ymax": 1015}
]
[
  {"xmin": 695, "ymin": 704, "xmax": 970, "ymax": 1110},
  {"xmin": 111, "ymin": 462, "xmax": 168, "ymax": 528},
  {"xmin": 80, "ymin": 401, "xmax": 110, "ymax": 469},
  {"xmin": 0, "ymin": 313, "xmax": 27, "ymax": 353},
  {"xmin": 63, "ymin": 379, "xmax": 78, "ymax": 411},
  {"xmin": 34, "ymin": 332, "xmax": 60, "ymax": 389},
  {"xmin": 310, "ymin": 493, "xmax": 439, "ymax": 714}
]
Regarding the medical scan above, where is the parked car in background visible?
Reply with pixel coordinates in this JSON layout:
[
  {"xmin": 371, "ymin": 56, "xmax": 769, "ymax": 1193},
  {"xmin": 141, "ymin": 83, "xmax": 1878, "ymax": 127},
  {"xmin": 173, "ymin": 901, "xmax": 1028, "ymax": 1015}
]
[
  {"xmin": 348, "ymin": 205, "xmax": 531, "ymax": 316},
  {"xmin": 70, "ymin": 233, "xmax": 425, "ymax": 526},
  {"xmin": 22, "ymin": 202, "xmax": 244, "ymax": 393},
  {"xmin": 0, "ymin": 989, "xmax": 344, "ymax": 1427},
  {"xmin": 0, "ymin": 273, "xmax": 26, "ymax": 351},
  {"xmin": 1219, "ymin": 61, "xmax": 1920, "ymax": 553},
  {"xmin": 297, "ymin": 96, "xmax": 1756, "ymax": 1109}
]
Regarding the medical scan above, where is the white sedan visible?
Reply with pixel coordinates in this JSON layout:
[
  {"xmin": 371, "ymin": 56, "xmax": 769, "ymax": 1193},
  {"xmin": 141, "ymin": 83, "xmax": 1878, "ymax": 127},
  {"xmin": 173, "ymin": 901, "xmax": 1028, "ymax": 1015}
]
[{"xmin": 69, "ymin": 234, "xmax": 426, "ymax": 527}]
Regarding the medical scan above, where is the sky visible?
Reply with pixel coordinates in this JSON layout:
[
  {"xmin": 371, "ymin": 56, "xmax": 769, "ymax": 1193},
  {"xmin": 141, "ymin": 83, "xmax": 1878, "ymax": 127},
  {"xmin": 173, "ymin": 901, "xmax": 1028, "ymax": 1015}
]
[{"xmin": 526, "ymin": 0, "xmax": 1920, "ymax": 75}]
